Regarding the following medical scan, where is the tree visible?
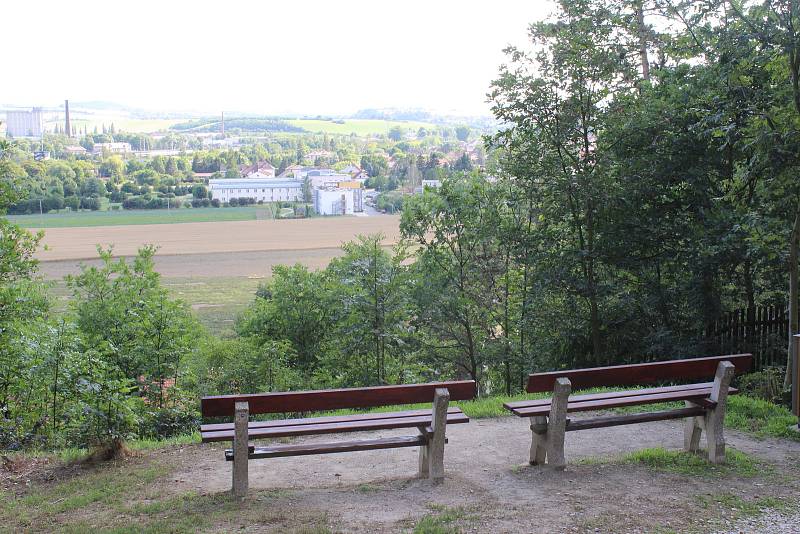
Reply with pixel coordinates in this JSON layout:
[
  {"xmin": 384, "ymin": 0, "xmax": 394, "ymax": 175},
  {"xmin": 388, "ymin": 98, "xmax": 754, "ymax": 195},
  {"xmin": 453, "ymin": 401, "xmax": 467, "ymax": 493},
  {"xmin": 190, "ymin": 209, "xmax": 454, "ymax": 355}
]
[
  {"xmin": 324, "ymin": 235, "xmax": 412, "ymax": 386},
  {"xmin": 455, "ymin": 126, "xmax": 470, "ymax": 142},
  {"xmin": 238, "ymin": 264, "xmax": 331, "ymax": 372},
  {"xmin": 388, "ymin": 126, "xmax": 405, "ymax": 141}
]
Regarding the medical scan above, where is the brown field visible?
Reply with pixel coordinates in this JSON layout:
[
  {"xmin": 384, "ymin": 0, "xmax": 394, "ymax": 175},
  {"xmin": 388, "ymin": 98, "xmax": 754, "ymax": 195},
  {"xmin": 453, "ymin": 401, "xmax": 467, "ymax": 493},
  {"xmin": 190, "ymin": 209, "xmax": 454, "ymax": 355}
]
[
  {"xmin": 35, "ymin": 215, "xmax": 402, "ymax": 279},
  {"xmin": 35, "ymin": 215, "xmax": 402, "ymax": 261}
]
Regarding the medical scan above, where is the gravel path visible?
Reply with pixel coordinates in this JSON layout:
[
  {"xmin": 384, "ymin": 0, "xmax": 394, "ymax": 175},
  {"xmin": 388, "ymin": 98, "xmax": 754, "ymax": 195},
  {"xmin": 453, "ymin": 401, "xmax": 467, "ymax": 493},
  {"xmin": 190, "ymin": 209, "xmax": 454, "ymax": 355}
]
[
  {"xmin": 166, "ymin": 415, "xmax": 800, "ymax": 532},
  {"xmin": 714, "ymin": 510, "xmax": 800, "ymax": 534}
]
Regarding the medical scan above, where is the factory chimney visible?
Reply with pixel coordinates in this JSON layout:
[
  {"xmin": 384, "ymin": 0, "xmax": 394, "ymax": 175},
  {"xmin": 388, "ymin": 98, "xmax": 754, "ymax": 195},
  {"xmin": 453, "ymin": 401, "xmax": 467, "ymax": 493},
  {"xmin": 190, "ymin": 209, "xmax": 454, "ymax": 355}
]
[{"xmin": 65, "ymin": 100, "xmax": 71, "ymax": 138}]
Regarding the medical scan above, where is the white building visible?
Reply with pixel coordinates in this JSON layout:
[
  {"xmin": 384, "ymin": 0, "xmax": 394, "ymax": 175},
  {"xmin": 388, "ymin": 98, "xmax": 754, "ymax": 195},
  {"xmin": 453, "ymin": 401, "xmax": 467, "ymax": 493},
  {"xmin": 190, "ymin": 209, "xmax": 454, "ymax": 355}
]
[
  {"xmin": 5, "ymin": 108, "xmax": 43, "ymax": 138},
  {"xmin": 314, "ymin": 187, "xmax": 356, "ymax": 215},
  {"xmin": 210, "ymin": 178, "xmax": 302, "ymax": 203},
  {"xmin": 93, "ymin": 142, "xmax": 132, "ymax": 155}
]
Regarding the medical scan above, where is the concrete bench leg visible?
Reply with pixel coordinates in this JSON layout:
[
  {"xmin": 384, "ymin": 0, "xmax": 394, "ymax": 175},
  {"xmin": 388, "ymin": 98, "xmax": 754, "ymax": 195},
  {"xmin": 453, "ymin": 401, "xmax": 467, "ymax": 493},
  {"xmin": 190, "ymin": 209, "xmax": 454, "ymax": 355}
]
[
  {"xmin": 545, "ymin": 378, "xmax": 571, "ymax": 469},
  {"xmin": 420, "ymin": 387, "xmax": 449, "ymax": 483},
  {"xmin": 683, "ymin": 400, "xmax": 703, "ymax": 453},
  {"xmin": 529, "ymin": 416, "xmax": 548, "ymax": 465},
  {"xmin": 528, "ymin": 378, "xmax": 571, "ymax": 468},
  {"xmin": 232, "ymin": 401, "xmax": 249, "ymax": 498},
  {"xmin": 705, "ymin": 361, "xmax": 735, "ymax": 464},
  {"xmin": 418, "ymin": 438, "xmax": 429, "ymax": 478}
]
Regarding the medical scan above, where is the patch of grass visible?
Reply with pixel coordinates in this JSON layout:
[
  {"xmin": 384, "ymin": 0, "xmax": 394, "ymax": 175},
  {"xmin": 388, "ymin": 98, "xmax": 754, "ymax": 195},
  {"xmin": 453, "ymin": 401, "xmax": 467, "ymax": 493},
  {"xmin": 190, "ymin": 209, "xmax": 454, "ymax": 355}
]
[
  {"xmin": 413, "ymin": 505, "xmax": 471, "ymax": 534},
  {"xmin": 0, "ymin": 461, "xmax": 169, "ymax": 530},
  {"xmin": 622, "ymin": 447, "xmax": 765, "ymax": 478},
  {"xmin": 726, "ymin": 395, "xmax": 800, "ymax": 441},
  {"xmin": 163, "ymin": 277, "xmax": 262, "ymax": 337},
  {"xmin": 50, "ymin": 276, "xmax": 261, "ymax": 337},
  {"xmin": 8, "ymin": 206, "xmax": 267, "ymax": 228},
  {"xmin": 0, "ymin": 458, "xmax": 330, "ymax": 533}
]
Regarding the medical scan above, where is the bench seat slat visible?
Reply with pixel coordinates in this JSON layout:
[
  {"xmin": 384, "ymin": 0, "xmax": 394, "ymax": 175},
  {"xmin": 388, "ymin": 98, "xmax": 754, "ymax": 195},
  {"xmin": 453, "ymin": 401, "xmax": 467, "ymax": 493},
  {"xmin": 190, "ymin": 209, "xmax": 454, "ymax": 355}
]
[
  {"xmin": 224, "ymin": 435, "xmax": 429, "ymax": 460},
  {"xmin": 504, "ymin": 382, "xmax": 715, "ymax": 411},
  {"xmin": 202, "ymin": 412, "xmax": 470, "ymax": 443},
  {"xmin": 201, "ymin": 407, "xmax": 465, "ymax": 433},
  {"xmin": 509, "ymin": 387, "xmax": 737, "ymax": 417}
]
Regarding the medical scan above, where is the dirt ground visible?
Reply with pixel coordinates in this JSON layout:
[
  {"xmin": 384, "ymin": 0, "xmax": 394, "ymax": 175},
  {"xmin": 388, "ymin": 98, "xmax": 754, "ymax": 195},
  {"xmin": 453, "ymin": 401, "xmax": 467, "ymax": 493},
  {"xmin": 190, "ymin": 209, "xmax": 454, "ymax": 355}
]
[
  {"xmin": 34, "ymin": 215, "xmax": 402, "ymax": 263},
  {"xmin": 164, "ymin": 416, "xmax": 800, "ymax": 533}
]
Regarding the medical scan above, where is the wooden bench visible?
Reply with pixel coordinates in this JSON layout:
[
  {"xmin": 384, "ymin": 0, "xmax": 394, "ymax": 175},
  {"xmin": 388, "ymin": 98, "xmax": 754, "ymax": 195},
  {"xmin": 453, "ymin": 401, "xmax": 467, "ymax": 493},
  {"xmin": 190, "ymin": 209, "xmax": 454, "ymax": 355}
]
[
  {"xmin": 200, "ymin": 380, "xmax": 476, "ymax": 497},
  {"xmin": 503, "ymin": 354, "xmax": 753, "ymax": 468}
]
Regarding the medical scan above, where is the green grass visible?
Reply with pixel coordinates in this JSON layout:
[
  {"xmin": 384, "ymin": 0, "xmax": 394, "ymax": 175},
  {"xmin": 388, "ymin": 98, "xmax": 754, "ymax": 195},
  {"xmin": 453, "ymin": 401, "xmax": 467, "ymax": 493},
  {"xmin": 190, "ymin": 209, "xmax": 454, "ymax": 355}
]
[
  {"xmin": 287, "ymin": 119, "xmax": 435, "ymax": 136},
  {"xmin": 725, "ymin": 395, "xmax": 800, "ymax": 440},
  {"xmin": 8, "ymin": 206, "xmax": 268, "ymax": 228},
  {"xmin": 413, "ymin": 505, "xmax": 472, "ymax": 534},
  {"xmin": 620, "ymin": 447, "xmax": 765, "ymax": 478}
]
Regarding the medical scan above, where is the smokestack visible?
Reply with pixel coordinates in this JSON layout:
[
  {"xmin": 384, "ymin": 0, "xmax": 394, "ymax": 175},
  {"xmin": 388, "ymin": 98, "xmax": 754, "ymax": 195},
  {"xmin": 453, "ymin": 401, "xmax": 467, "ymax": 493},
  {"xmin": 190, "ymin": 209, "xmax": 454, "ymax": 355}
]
[{"xmin": 64, "ymin": 100, "xmax": 71, "ymax": 138}]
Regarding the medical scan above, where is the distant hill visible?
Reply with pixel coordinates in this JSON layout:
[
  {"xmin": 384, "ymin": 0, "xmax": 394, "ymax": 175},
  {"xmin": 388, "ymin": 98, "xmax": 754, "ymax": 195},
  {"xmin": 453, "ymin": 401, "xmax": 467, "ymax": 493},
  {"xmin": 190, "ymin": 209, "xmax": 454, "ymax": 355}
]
[{"xmin": 170, "ymin": 117, "xmax": 304, "ymax": 133}]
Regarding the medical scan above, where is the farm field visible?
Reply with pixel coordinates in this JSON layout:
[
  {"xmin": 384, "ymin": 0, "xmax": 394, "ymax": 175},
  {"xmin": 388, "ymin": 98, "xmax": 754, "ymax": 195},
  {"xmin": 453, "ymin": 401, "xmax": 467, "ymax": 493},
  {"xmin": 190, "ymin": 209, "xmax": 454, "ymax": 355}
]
[
  {"xmin": 8, "ymin": 206, "xmax": 270, "ymax": 228},
  {"xmin": 287, "ymin": 118, "xmax": 435, "ymax": 135},
  {"xmin": 33, "ymin": 215, "xmax": 402, "ymax": 262}
]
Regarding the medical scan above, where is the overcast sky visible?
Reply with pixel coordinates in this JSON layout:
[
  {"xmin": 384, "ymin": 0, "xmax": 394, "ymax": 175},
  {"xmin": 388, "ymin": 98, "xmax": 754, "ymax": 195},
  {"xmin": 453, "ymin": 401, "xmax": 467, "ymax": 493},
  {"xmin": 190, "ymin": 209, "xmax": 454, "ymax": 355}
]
[{"xmin": 3, "ymin": 0, "xmax": 553, "ymax": 116}]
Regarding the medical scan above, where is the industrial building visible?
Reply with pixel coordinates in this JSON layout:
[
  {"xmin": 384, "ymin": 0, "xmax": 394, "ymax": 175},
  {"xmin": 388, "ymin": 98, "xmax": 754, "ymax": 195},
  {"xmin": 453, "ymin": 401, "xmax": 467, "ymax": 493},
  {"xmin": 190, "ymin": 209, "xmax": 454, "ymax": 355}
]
[{"xmin": 5, "ymin": 108, "xmax": 43, "ymax": 138}]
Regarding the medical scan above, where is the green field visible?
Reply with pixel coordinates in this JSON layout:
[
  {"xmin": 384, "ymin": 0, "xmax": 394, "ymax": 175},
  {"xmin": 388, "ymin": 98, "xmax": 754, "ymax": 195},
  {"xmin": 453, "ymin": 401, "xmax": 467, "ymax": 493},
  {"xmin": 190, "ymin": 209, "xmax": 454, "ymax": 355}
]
[
  {"xmin": 8, "ymin": 207, "xmax": 269, "ymax": 228},
  {"xmin": 288, "ymin": 119, "xmax": 435, "ymax": 135}
]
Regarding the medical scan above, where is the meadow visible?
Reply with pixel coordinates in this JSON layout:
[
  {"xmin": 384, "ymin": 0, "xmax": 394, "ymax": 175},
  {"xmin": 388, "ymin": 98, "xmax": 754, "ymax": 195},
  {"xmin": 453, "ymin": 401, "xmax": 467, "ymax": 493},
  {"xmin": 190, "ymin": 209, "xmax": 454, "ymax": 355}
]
[{"xmin": 8, "ymin": 206, "xmax": 268, "ymax": 228}]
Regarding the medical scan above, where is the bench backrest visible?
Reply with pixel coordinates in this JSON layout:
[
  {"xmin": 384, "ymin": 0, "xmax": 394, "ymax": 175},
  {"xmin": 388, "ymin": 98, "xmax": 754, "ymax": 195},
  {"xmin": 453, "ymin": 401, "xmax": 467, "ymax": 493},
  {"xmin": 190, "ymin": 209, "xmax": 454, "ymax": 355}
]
[
  {"xmin": 201, "ymin": 380, "xmax": 477, "ymax": 417},
  {"xmin": 525, "ymin": 354, "xmax": 753, "ymax": 393}
]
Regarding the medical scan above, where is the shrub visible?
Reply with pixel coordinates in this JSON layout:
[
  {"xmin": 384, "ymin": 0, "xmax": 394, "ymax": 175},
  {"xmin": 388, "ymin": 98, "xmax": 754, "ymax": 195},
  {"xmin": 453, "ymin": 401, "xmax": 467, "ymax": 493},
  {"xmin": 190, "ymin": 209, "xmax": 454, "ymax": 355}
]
[{"xmin": 738, "ymin": 367, "xmax": 786, "ymax": 405}]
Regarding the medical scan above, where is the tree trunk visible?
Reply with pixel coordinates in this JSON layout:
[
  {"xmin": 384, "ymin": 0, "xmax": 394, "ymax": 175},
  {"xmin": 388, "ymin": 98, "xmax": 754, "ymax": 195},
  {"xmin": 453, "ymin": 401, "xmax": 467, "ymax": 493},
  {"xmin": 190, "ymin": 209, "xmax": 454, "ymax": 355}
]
[
  {"xmin": 635, "ymin": 2, "xmax": 650, "ymax": 82},
  {"xmin": 785, "ymin": 212, "xmax": 800, "ymax": 392}
]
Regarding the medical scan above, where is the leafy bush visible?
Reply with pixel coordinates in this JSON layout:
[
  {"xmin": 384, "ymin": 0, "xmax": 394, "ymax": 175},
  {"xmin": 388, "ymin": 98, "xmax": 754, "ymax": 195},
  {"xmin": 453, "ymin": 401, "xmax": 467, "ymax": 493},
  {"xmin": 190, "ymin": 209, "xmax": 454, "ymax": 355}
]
[{"xmin": 737, "ymin": 367, "xmax": 786, "ymax": 405}]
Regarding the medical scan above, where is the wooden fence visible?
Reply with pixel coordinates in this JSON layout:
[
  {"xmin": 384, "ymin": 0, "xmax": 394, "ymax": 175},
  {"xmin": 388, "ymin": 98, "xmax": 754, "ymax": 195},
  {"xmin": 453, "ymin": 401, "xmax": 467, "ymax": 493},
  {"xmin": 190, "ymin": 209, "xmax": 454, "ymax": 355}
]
[{"xmin": 704, "ymin": 304, "xmax": 788, "ymax": 370}]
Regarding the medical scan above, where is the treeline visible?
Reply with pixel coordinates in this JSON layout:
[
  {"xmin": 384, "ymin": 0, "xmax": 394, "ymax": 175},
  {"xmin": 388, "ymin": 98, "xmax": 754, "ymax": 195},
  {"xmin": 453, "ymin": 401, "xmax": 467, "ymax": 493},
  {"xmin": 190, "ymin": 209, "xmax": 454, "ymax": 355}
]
[{"xmin": 171, "ymin": 117, "xmax": 305, "ymax": 134}]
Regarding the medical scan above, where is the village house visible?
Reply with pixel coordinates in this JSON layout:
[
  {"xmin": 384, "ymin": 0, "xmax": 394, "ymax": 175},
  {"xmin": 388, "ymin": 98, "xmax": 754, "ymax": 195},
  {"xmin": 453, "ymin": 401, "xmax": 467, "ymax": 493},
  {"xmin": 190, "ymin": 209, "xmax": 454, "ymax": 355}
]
[{"xmin": 239, "ymin": 161, "xmax": 276, "ymax": 179}]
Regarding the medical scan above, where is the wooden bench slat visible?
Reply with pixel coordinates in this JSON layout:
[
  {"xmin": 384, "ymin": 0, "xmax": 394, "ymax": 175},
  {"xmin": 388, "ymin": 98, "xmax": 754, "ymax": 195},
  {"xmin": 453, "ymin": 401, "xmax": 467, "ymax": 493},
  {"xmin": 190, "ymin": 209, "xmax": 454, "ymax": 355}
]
[
  {"xmin": 201, "ymin": 411, "xmax": 470, "ymax": 443},
  {"xmin": 201, "ymin": 380, "xmax": 476, "ymax": 417},
  {"xmin": 525, "ymin": 354, "xmax": 752, "ymax": 393},
  {"xmin": 509, "ymin": 387, "xmax": 737, "ymax": 417},
  {"xmin": 503, "ymin": 382, "xmax": 715, "ymax": 411},
  {"xmin": 201, "ymin": 407, "xmax": 465, "ymax": 433},
  {"xmin": 564, "ymin": 407, "xmax": 707, "ymax": 432},
  {"xmin": 224, "ymin": 435, "xmax": 430, "ymax": 460}
]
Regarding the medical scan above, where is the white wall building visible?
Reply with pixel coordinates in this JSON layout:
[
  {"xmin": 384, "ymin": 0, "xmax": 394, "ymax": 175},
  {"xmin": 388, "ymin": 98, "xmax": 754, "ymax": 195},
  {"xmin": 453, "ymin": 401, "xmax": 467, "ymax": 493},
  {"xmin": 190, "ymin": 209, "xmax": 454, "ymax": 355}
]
[
  {"xmin": 93, "ymin": 142, "xmax": 132, "ymax": 155},
  {"xmin": 314, "ymin": 187, "xmax": 355, "ymax": 215},
  {"xmin": 5, "ymin": 108, "xmax": 43, "ymax": 138},
  {"xmin": 210, "ymin": 178, "xmax": 302, "ymax": 203}
]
